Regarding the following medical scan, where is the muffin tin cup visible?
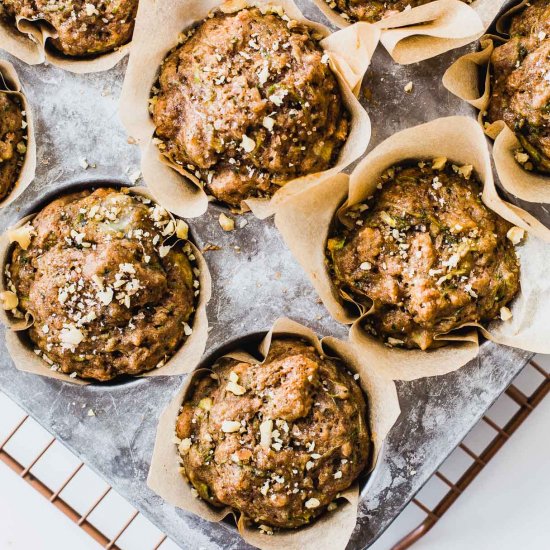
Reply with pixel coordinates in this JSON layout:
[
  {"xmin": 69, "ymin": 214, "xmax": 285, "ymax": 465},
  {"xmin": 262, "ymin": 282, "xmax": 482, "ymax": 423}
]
[
  {"xmin": 443, "ymin": 1, "xmax": 550, "ymax": 208},
  {"xmin": 0, "ymin": 60, "xmax": 36, "ymax": 209},
  {"xmin": 275, "ymin": 116, "xmax": 550, "ymax": 381},
  {"xmin": 148, "ymin": 317, "xmax": 400, "ymax": 550},
  {"xmin": 0, "ymin": 15, "xmax": 132, "ymax": 73},
  {"xmin": 0, "ymin": 182, "xmax": 212, "ymax": 385},
  {"xmin": 119, "ymin": 0, "xmax": 379, "ymax": 219},
  {"xmin": 312, "ymin": 0, "xmax": 506, "ymax": 64}
]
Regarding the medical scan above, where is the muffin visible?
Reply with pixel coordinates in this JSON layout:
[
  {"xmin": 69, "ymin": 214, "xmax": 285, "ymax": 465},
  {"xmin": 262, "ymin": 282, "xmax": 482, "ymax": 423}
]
[
  {"xmin": 4, "ymin": 188, "xmax": 198, "ymax": 381},
  {"xmin": 0, "ymin": 93, "xmax": 25, "ymax": 202},
  {"xmin": 327, "ymin": 0, "xmax": 470, "ymax": 23},
  {"xmin": 175, "ymin": 338, "xmax": 370, "ymax": 530},
  {"xmin": 487, "ymin": 0, "xmax": 550, "ymax": 173},
  {"xmin": 151, "ymin": 7, "xmax": 350, "ymax": 208},
  {"xmin": 326, "ymin": 159, "xmax": 520, "ymax": 350},
  {"xmin": 1, "ymin": 0, "xmax": 138, "ymax": 57}
]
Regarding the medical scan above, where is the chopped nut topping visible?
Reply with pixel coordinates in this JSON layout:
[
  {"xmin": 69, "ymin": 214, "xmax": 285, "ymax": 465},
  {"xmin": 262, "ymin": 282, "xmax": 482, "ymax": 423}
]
[
  {"xmin": 226, "ymin": 380, "xmax": 246, "ymax": 396},
  {"xmin": 221, "ymin": 420, "xmax": 241, "ymax": 433},
  {"xmin": 432, "ymin": 157, "xmax": 447, "ymax": 170},
  {"xmin": 0, "ymin": 291, "xmax": 18, "ymax": 310},
  {"xmin": 240, "ymin": 134, "xmax": 256, "ymax": 153},
  {"xmin": 259, "ymin": 418, "xmax": 273, "ymax": 448},
  {"xmin": 176, "ymin": 219, "xmax": 189, "ymax": 239},
  {"xmin": 218, "ymin": 213, "xmax": 235, "ymax": 231},
  {"xmin": 8, "ymin": 223, "xmax": 35, "ymax": 250},
  {"xmin": 506, "ymin": 226, "xmax": 525, "ymax": 245},
  {"xmin": 59, "ymin": 324, "xmax": 85, "ymax": 351},
  {"xmin": 262, "ymin": 116, "xmax": 275, "ymax": 131},
  {"xmin": 500, "ymin": 306, "xmax": 513, "ymax": 321},
  {"xmin": 305, "ymin": 498, "xmax": 320, "ymax": 509},
  {"xmin": 179, "ymin": 438, "xmax": 192, "ymax": 453},
  {"xmin": 198, "ymin": 397, "xmax": 212, "ymax": 411}
]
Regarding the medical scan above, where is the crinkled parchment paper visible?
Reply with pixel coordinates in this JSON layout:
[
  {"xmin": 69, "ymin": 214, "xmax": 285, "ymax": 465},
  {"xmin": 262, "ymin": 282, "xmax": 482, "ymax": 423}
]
[
  {"xmin": 443, "ymin": 1, "xmax": 550, "ymax": 207},
  {"xmin": 148, "ymin": 317, "xmax": 400, "ymax": 550},
  {"xmin": 275, "ymin": 117, "xmax": 550, "ymax": 381},
  {"xmin": 0, "ymin": 186, "xmax": 211, "ymax": 385},
  {"xmin": 312, "ymin": 0, "xmax": 508, "ymax": 64},
  {"xmin": 0, "ymin": 59, "xmax": 36, "ymax": 208},
  {"xmin": 0, "ymin": 14, "xmax": 132, "ymax": 73},
  {"xmin": 119, "ymin": 0, "xmax": 379, "ymax": 219}
]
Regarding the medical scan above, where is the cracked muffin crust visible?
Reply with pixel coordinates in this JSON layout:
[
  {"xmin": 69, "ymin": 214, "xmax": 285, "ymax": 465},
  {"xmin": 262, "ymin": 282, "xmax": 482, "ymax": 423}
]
[
  {"xmin": 326, "ymin": 159, "xmax": 521, "ymax": 350},
  {"xmin": 487, "ymin": 0, "xmax": 550, "ymax": 173},
  {"xmin": 325, "ymin": 0, "xmax": 470, "ymax": 23},
  {"xmin": 0, "ymin": 93, "xmax": 26, "ymax": 202},
  {"xmin": 4, "ymin": 188, "xmax": 198, "ymax": 381},
  {"xmin": 151, "ymin": 6, "xmax": 350, "ymax": 208},
  {"xmin": 1, "ymin": 0, "xmax": 138, "ymax": 57},
  {"xmin": 176, "ymin": 338, "xmax": 370, "ymax": 530}
]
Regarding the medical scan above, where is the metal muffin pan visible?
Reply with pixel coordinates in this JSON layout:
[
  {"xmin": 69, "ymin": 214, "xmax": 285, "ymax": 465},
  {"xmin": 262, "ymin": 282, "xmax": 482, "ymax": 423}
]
[{"xmin": 0, "ymin": 0, "xmax": 546, "ymax": 547}]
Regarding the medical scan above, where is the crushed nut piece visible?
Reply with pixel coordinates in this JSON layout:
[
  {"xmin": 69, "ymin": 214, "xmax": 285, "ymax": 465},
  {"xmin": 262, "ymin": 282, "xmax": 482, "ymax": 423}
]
[{"xmin": 218, "ymin": 213, "xmax": 235, "ymax": 231}]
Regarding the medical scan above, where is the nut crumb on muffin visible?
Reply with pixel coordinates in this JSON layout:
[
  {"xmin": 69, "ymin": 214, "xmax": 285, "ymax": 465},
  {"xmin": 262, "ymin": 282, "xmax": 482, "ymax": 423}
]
[
  {"xmin": 176, "ymin": 338, "xmax": 370, "ymax": 530},
  {"xmin": 4, "ymin": 188, "xmax": 199, "ymax": 381},
  {"xmin": 151, "ymin": 6, "xmax": 350, "ymax": 208},
  {"xmin": 326, "ymin": 159, "xmax": 521, "ymax": 350}
]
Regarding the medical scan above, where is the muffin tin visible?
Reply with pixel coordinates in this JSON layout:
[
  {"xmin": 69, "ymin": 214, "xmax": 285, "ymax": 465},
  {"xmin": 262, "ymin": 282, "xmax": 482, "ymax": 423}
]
[{"xmin": 0, "ymin": 0, "xmax": 545, "ymax": 547}]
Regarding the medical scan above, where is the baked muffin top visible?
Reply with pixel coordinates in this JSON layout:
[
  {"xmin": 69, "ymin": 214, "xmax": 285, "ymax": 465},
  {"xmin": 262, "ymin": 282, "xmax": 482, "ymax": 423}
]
[
  {"xmin": 487, "ymin": 0, "xmax": 550, "ymax": 173},
  {"xmin": 176, "ymin": 338, "xmax": 370, "ymax": 530},
  {"xmin": 151, "ymin": 7, "xmax": 349, "ymax": 208},
  {"xmin": 327, "ymin": 159, "xmax": 520, "ymax": 350},
  {"xmin": 0, "ymin": 93, "xmax": 25, "ymax": 202},
  {"xmin": 5, "ymin": 188, "xmax": 198, "ymax": 381},
  {"xmin": 1, "ymin": 0, "xmax": 138, "ymax": 57},
  {"xmin": 325, "ymin": 0, "xmax": 470, "ymax": 23}
]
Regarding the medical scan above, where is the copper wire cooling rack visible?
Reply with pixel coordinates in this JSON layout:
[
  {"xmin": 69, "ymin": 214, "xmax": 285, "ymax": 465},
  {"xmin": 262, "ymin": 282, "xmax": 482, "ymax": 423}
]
[
  {"xmin": 392, "ymin": 357, "xmax": 550, "ymax": 550},
  {"xmin": 0, "ymin": 403, "xmax": 170, "ymax": 550},
  {"xmin": 0, "ymin": 357, "xmax": 548, "ymax": 550}
]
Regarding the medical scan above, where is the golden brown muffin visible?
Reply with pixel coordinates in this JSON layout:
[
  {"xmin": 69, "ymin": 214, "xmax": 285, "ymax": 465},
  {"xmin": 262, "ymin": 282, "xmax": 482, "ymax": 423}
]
[
  {"xmin": 0, "ymin": 93, "xmax": 25, "ymax": 202},
  {"xmin": 151, "ymin": 7, "xmax": 349, "ymax": 208},
  {"xmin": 176, "ymin": 338, "xmax": 370, "ymax": 530},
  {"xmin": 5, "ymin": 188, "xmax": 198, "ymax": 381},
  {"xmin": 1, "ymin": 0, "xmax": 138, "ymax": 57},
  {"xmin": 326, "ymin": 0, "xmax": 470, "ymax": 23},
  {"xmin": 487, "ymin": 0, "xmax": 550, "ymax": 173},
  {"xmin": 327, "ymin": 160, "xmax": 520, "ymax": 350}
]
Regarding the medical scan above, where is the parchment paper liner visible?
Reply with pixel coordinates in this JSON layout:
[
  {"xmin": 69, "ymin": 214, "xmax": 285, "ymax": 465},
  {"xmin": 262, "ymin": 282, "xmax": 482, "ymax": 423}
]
[
  {"xmin": 443, "ymin": 2, "xmax": 550, "ymax": 207},
  {"xmin": 119, "ymin": 0, "xmax": 379, "ymax": 219},
  {"xmin": 148, "ymin": 317, "xmax": 400, "ymax": 549},
  {"xmin": 275, "ymin": 116, "xmax": 550, "ymax": 381},
  {"xmin": 0, "ymin": 186, "xmax": 212, "ymax": 385},
  {"xmin": 0, "ymin": 60, "xmax": 36, "ymax": 209},
  {"xmin": 311, "ymin": 0, "xmax": 508, "ymax": 65},
  {"xmin": 0, "ymin": 14, "xmax": 132, "ymax": 73}
]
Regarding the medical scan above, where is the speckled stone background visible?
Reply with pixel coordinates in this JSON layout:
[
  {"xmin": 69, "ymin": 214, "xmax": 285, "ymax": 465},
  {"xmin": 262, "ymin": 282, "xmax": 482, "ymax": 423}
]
[{"xmin": 0, "ymin": 0, "xmax": 546, "ymax": 548}]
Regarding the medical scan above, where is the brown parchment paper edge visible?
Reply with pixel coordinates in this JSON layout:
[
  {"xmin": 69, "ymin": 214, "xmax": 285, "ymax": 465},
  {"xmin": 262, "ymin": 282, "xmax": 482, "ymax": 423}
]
[
  {"xmin": 311, "ymin": 0, "xmax": 498, "ymax": 65},
  {"xmin": 147, "ymin": 317, "xmax": 400, "ymax": 550},
  {"xmin": 0, "ymin": 60, "xmax": 36, "ymax": 209},
  {"xmin": 0, "ymin": 15, "xmax": 131, "ymax": 73},
  {"xmin": 442, "ymin": 2, "xmax": 550, "ymax": 208},
  {"xmin": 0, "ymin": 186, "xmax": 211, "ymax": 385},
  {"xmin": 118, "ymin": 0, "xmax": 378, "ymax": 220},
  {"xmin": 275, "ymin": 116, "xmax": 550, "ymax": 381}
]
